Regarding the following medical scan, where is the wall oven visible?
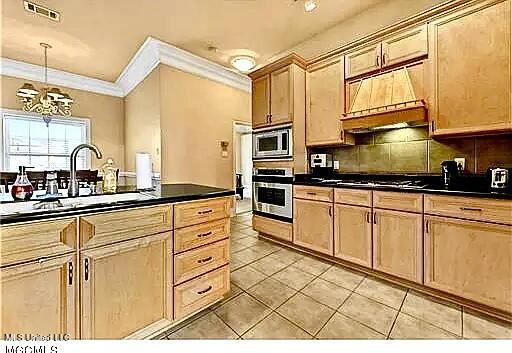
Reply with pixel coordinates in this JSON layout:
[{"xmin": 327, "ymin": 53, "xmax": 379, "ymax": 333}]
[
  {"xmin": 252, "ymin": 125, "xmax": 293, "ymax": 160},
  {"xmin": 252, "ymin": 167, "xmax": 293, "ymax": 222}
]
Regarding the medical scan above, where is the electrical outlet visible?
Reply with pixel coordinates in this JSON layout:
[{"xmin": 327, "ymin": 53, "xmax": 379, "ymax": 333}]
[
  {"xmin": 454, "ymin": 158, "xmax": 465, "ymax": 171},
  {"xmin": 333, "ymin": 160, "xmax": 340, "ymax": 170}
]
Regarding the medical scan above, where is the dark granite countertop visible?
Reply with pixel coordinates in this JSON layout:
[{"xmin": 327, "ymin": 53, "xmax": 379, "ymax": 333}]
[
  {"xmin": 0, "ymin": 183, "xmax": 234, "ymax": 225},
  {"xmin": 294, "ymin": 174, "xmax": 512, "ymax": 200}
]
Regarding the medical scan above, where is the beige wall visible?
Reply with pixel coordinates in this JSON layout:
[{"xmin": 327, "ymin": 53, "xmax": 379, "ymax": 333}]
[
  {"xmin": 124, "ymin": 68, "xmax": 161, "ymax": 172},
  {"xmin": 159, "ymin": 66, "xmax": 251, "ymax": 189},
  {"xmin": 280, "ymin": 0, "xmax": 449, "ymax": 60},
  {"xmin": 0, "ymin": 75, "xmax": 125, "ymax": 170}
]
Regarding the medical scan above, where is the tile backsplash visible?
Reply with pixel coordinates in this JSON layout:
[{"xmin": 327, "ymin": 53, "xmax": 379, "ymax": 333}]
[{"xmin": 312, "ymin": 127, "xmax": 512, "ymax": 174}]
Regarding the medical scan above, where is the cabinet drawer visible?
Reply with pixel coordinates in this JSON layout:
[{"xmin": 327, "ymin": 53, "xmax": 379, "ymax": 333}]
[
  {"xmin": 424, "ymin": 195, "xmax": 512, "ymax": 224},
  {"xmin": 374, "ymin": 191, "xmax": 423, "ymax": 213},
  {"xmin": 253, "ymin": 215, "xmax": 292, "ymax": 242},
  {"xmin": 0, "ymin": 218, "xmax": 76, "ymax": 267},
  {"xmin": 294, "ymin": 185, "xmax": 333, "ymax": 202},
  {"xmin": 174, "ymin": 218, "xmax": 230, "ymax": 253},
  {"xmin": 174, "ymin": 240, "xmax": 229, "ymax": 285},
  {"xmin": 79, "ymin": 205, "xmax": 172, "ymax": 249},
  {"xmin": 174, "ymin": 197, "xmax": 231, "ymax": 228},
  {"xmin": 174, "ymin": 265, "xmax": 230, "ymax": 319},
  {"xmin": 334, "ymin": 188, "xmax": 372, "ymax": 207}
]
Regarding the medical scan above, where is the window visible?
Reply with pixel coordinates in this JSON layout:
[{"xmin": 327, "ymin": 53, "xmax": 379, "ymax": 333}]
[{"xmin": 2, "ymin": 111, "xmax": 90, "ymax": 171}]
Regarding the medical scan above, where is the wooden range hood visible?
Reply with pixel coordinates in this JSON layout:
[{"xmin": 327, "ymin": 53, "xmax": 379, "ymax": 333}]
[{"xmin": 341, "ymin": 67, "xmax": 427, "ymax": 133}]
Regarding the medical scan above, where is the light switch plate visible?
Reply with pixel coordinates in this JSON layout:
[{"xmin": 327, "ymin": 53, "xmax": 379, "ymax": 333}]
[
  {"xmin": 334, "ymin": 160, "xmax": 340, "ymax": 170},
  {"xmin": 454, "ymin": 158, "xmax": 465, "ymax": 171}
]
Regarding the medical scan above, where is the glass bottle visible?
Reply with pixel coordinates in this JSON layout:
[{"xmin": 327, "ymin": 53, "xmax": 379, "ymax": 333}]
[
  {"xmin": 11, "ymin": 166, "xmax": 34, "ymax": 201},
  {"xmin": 100, "ymin": 158, "xmax": 118, "ymax": 193}
]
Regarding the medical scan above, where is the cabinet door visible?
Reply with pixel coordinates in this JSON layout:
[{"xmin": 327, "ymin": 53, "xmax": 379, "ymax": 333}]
[
  {"xmin": 373, "ymin": 209, "xmax": 423, "ymax": 283},
  {"xmin": 334, "ymin": 204, "xmax": 372, "ymax": 267},
  {"xmin": 345, "ymin": 43, "xmax": 382, "ymax": 79},
  {"xmin": 252, "ymin": 75, "xmax": 270, "ymax": 128},
  {"xmin": 306, "ymin": 57, "xmax": 346, "ymax": 146},
  {"xmin": 381, "ymin": 25, "xmax": 428, "ymax": 68},
  {"xmin": 80, "ymin": 232, "xmax": 172, "ymax": 339},
  {"xmin": 1, "ymin": 254, "xmax": 77, "ymax": 338},
  {"xmin": 270, "ymin": 66, "xmax": 293, "ymax": 126},
  {"xmin": 427, "ymin": 0, "xmax": 511, "ymax": 136},
  {"xmin": 293, "ymin": 198, "xmax": 333, "ymax": 255},
  {"xmin": 425, "ymin": 216, "xmax": 512, "ymax": 312}
]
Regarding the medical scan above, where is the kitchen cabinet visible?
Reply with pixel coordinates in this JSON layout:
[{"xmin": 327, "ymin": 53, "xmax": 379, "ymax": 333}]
[
  {"xmin": 334, "ymin": 204, "xmax": 372, "ymax": 267},
  {"xmin": 293, "ymin": 198, "xmax": 334, "ymax": 255},
  {"xmin": 80, "ymin": 232, "xmax": 172, "ymax": 339},
  {"xmin": 249, "ymin": 54, "xmax": 306, "ymax": 129},
  {"xmin": 426, "ymin": 0, "xmax": 512, "ymax": 136},
  {"xmin": 252, "ymin": 75, "xmax": 271, "ymax": 128},
  {"xmin": 0, "ymin": 254, "xmax": 77, "ymax": 338},
  {"xmin": 306, "ymin": 56, "xmax": 354, "ymax": 146},
  {"xmin": 345, "ymin": 24, "xmax": 427, "ymax": 79},
  {"xmin": 373, "ymin": 209, "xmax": 423, "ymax": 283},
  {"xmin": 252, "ymin": 214, "xmax": 293, "ymax": 242},
  {"xmin": 424, "ymin": 216, "xmax": 512, "ymax": 312}
]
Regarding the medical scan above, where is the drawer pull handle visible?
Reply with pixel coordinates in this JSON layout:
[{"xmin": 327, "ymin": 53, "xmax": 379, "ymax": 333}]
[
  {"xmin": 198, "ymin": 209, "xmax": 213, "ymax": 215},
  {"xmin": 198, "ymin": 256, "xmax": 213, "ymax": 264},
  {"xmin": 373, "ymin": 212, "xmax": 377, "ymax": 224},
  {"xmin": 197, "ymin": 231, "xmax": 212, "ymax": 238},
  {"xmin": 306, "ymin": 192, "xmax": 317, "ymax": 195},
  {"xmin": 197, "ymin": 285, "xmax": 212, "ymax": 295},
  {"xmin": 68, "ymin": 261, "xmax": 74, "ymax": 286},
  {"xmin": 460, "ymin": 207, "xmax": 482, "ymax": 212},
  {"xmin": 84, "ymin": 258, "xmax": 90, "ymax": 282},
  {"xmin": 365, "ymin": 211, "xmax": 370, "ymax": 223}
]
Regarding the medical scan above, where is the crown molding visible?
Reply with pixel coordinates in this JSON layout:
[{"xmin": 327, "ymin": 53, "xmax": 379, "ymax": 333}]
[
  {"xmin": 1, "ymin": 36, "xmax": 251, "ymax": 98},
  {"xmin": 0, "ymin": 57, "xmax": 125, "ymax": 97},
  {"xmin": 116, "ymin": 37, "xmax": 251, "ymax": 95}
]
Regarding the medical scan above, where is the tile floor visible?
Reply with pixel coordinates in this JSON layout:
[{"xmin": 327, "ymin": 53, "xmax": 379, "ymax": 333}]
[{"xmin": 162, "ymin": 212, "xmax": 512, "ymax": 340}]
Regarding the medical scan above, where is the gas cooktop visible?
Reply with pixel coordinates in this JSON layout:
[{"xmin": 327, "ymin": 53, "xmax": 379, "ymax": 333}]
[{"xmin": 313, "ymin": 178, "xmax": 429, "ymax": 189}]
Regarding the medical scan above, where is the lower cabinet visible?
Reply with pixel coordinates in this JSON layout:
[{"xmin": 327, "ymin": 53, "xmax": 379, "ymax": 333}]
[
  {"xmin": 293, "ymin": 198, "xmax": 333, "ymax": 255},
  {"xmin": 0, "ymin": 254, "xmax": 77, "ymax": 338},
  {"xmin": 424, "ymin": 216, "xmax": 512, "ymax": 312},
  {"xmin": 80, "ymin": 232, "xmax": 173, "ymax": 339},
  {"xmin": 373, "ymin": 209, "xmax": 423, "ymax": 283},
  {"xmin": 334, "ymin": 204, "xmax": 372, "ymax": 267}
]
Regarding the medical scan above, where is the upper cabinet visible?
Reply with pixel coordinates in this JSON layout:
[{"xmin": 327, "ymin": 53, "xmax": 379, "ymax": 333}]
[
  {"xmin": 426, "ymin": 0, "xmax": 511, "ymax": 137},
  {"xmin": 250, "ymin": 54, "xmax": 306, "ymax": 129},
  {"xmin": 345, "ymin": 24, "xmax": 428, "ymax": 79},
  {"xmin": 306, "ymin": 56, "xmax": 354, "ymax": 146}
]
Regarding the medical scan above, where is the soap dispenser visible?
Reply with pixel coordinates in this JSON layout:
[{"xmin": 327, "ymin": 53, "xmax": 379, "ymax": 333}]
[{"xmin": 11, "ymin": 166, "xmax": 34, "ymax": 201}]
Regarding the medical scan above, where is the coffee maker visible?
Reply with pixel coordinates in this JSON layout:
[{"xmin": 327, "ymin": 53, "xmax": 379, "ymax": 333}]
[
  {"xmin": 310, "ymin": 154, "xmax": 333, "ymax": 177},
  {"xmin": 441, "ymin": 160, "xmax": 458, "ymax": 187}
]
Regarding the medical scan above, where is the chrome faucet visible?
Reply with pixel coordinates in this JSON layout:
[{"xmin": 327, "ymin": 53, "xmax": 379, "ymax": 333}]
[{"xmin": 68, "ymin": 143, "xmax": 102, "ymax": 197}]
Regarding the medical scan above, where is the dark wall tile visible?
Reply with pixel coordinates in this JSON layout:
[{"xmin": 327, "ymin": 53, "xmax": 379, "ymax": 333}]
[
  {"xmin": 475, "ymin": 136, "xmax": 512, "ymax": 173},
  {"xmin": 333, "ymin": 147, "xmax": 359, "ymax": 172},
  {"xmin": 428, "ymin": 139, "xmax": 475, "ymax": 173},
  {"xmin": 359, "ymin": 144, "xmax": 390, "ymax": 172},
  {"xmin": 390, "ymin": 141, "xmax": 428, "ymax": 173}
]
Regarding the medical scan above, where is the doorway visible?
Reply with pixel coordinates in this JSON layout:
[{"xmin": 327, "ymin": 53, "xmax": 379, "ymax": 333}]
[{"xmin": 233, "ymin": 122, "xmax": 252, "ymax": 215}]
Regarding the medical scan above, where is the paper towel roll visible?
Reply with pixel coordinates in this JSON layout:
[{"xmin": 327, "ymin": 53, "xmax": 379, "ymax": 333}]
[{"xmin": 136, "ymin": 152, "xmax": 153, "ymax": 190}]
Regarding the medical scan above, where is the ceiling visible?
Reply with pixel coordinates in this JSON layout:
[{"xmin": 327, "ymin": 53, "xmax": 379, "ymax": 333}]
[{"xmin": 1, "ymin": 0, "xmax": 385, "ymax": 82}]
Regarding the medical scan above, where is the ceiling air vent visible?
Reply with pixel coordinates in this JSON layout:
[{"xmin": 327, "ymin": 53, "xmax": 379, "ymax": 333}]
[{"xmin": 23, "ymin": 1, "xmax": 60, "ymax": 22}]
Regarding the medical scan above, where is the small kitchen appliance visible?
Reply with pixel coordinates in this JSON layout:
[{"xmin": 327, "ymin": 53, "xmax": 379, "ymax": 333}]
[
  {"xmin": 441, "ymin": 160, "xmax": 458, "ymax": 187},
  {"xmin": 252, "ymin": 125, "xmax": 292, "ymax": 160},
  {"xmin": 310, "ymin": 153, "xmax": 333, "ymax": 177},
  {"xmin": 487, "ymin": 167, "xmax": 510, "ymax": 190}
]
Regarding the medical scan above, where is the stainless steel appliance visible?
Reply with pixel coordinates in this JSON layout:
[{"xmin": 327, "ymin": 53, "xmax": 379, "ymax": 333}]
[
  {"xmin": 488, "ymin": 167, "xmax": 510, "ymax": 190},
  {"xmin": 252, "ymin": 167, "xmax": 293, "ymax": 221},
  {"xmin": 252, "ymin": 125, "xmax": 292, "ymax": 160}
]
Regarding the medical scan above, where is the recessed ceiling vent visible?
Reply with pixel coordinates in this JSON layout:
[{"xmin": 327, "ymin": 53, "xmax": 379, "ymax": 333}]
[{"xmin": 23, "ymin": 1, "xmax": 60, "ymax": 22}]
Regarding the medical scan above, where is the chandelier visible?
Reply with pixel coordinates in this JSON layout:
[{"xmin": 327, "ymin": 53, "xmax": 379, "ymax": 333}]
[{"xmin": 16, "ymin": 43, "xmax": 74, "ymax": 125}]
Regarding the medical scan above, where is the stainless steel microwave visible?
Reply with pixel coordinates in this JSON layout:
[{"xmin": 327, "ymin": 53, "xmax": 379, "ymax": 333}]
[{"xmin": 252, "ymin": 125, "xmax": 292, "ymax": 160}]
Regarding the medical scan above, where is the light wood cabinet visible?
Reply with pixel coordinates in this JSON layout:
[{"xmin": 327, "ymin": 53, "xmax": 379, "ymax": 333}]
[
  {"xmin": 252, "ymin": 75, "xmax": 271, "ymax": 128},
  {"xmin": 345, "ymin": 24, "xmax": 428, "ymax": 79},
  {"xmin": 252, "ymin": 215, "xmax": 293, "ymax": 242},
  {"xmin": 426, "ymin": 0, "xmax": 512, "ymax": 136},
  {"xmin": 174, "ymin": 197, "xmax": 231, "ymax": 228},
  {"xmin": 334, "ymin": 188, "xmax": 372, "ymax": 207},
  {"xmin": 373, "ymin": 191, "xmax": 423, "ymax": 213},
  {"xmin": 306, "ymin": 56, "xmax": 354, "ymax": 146},
  {"xmin": 294, "ymin": 185, "xmax": 334, "ymax": 202},
  {"xmin": 425, "ymin": 216, "xmax": 512, "ymax": 312},
  {"xmin": 293, "ymin": 198, "xmax": 334, "ymax": 255},
  {"xmin": 270, "ymin": 66, "xmax": 293, "ymax": 126},
  {"xmin": 334, "ymin": 204, "xmax": 372, "ymax": 267},
  {"xmin": 0, "ymin": 254, "xmax": 77, "ymax": 338},
  {"xmin": 80, "ymin": 232, "xmax": 172, "ymax": 339},
  {"xmin": 373, "ymin": 209, "xmax": 423, "ymax": 283},
  {"xmin": 174, "ymin": 218, "xmax": 230, "ymax": 253}
]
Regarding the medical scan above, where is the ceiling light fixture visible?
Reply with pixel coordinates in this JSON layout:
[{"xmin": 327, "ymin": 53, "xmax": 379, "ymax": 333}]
[
  {"xmin": 16, "ymin": 43, "xmax": 74, "ymax": 125},
  {"xmin": 304, "ymin": 0, "xmax": 318, "ymax": 12},
  {"xmin": 230, "ymin": 56, "xmax": 256, "ymax": 73}
]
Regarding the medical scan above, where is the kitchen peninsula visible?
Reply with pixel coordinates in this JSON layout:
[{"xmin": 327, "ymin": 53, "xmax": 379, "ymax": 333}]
[{"xmin": 0, "ymin": 184, "xmax": 234, "ymax": 339}]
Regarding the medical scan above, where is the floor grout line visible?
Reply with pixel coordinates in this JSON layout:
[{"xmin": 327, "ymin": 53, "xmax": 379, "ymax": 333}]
[{"xmin": 386, "ymin": 288, "xmax": 409, "ymax": 339}]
